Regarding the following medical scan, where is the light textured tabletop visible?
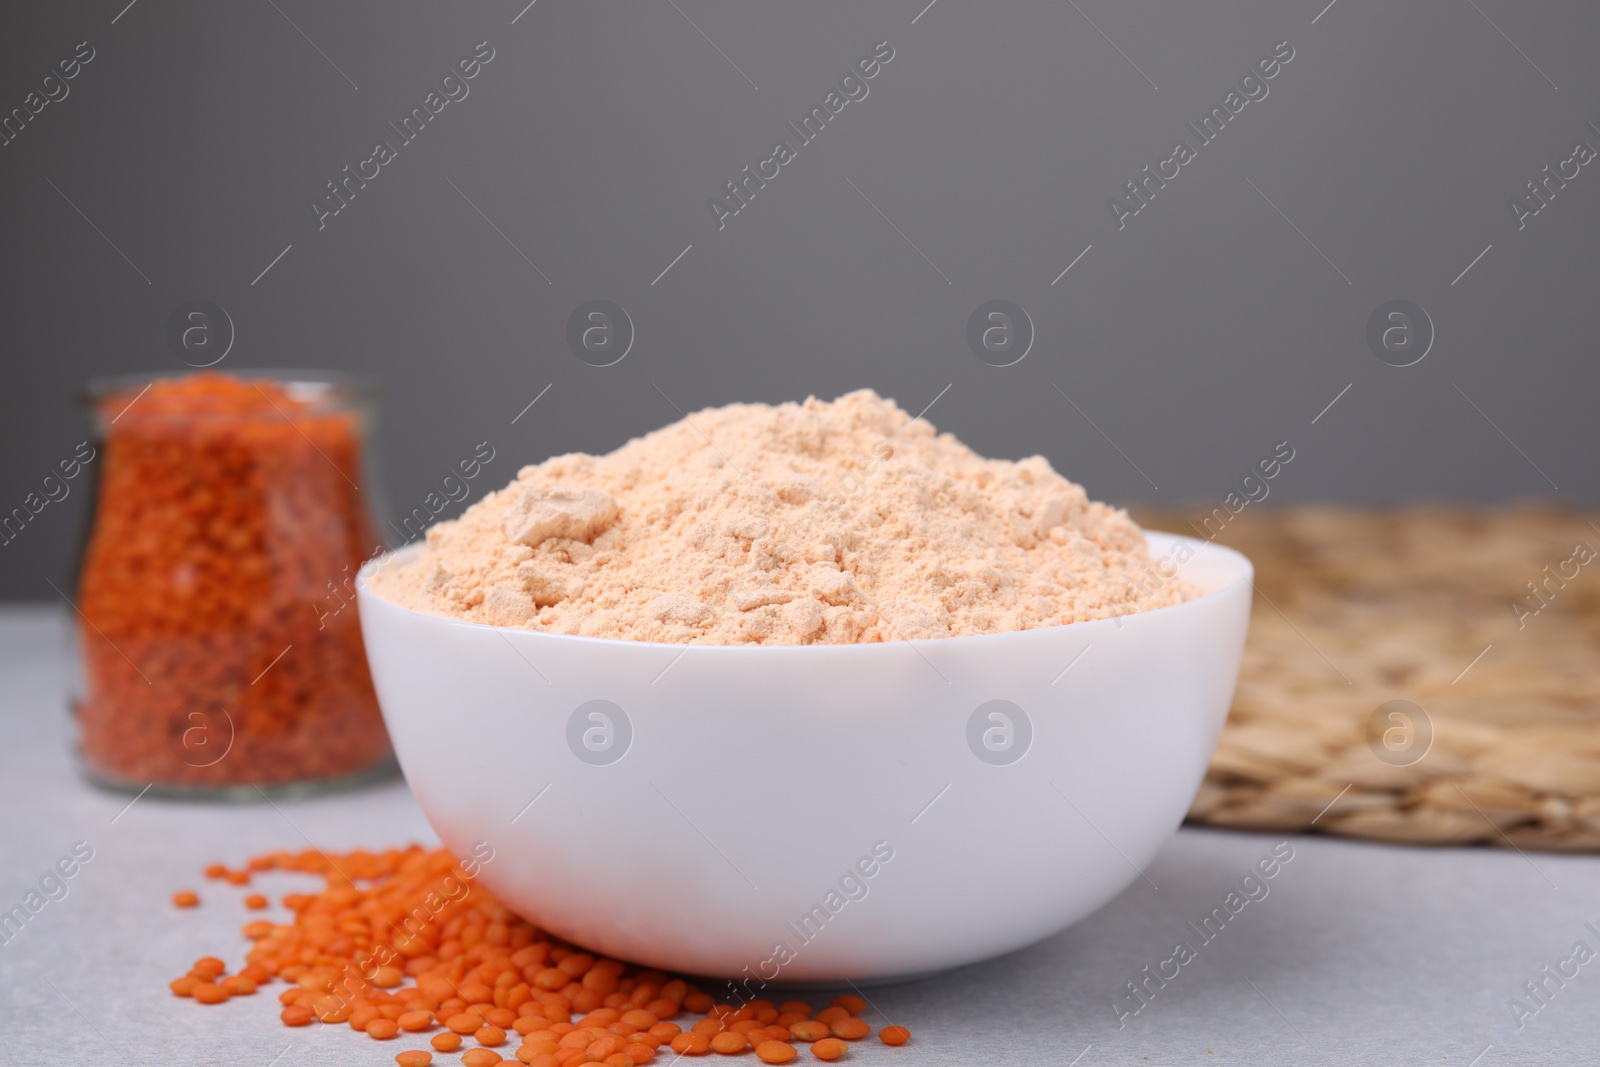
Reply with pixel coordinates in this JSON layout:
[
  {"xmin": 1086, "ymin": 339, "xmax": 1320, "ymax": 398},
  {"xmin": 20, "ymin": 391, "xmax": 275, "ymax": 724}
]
[{"xmin": 1, "ymin": 605, "xmax": 1595, "ymax": 1067}]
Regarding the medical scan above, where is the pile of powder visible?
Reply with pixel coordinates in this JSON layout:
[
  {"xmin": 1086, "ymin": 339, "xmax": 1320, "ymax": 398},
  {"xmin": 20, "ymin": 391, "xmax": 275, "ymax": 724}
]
[{"xmin": 369, "ymin": 390, "xmax": 1192, "ymax": 644}]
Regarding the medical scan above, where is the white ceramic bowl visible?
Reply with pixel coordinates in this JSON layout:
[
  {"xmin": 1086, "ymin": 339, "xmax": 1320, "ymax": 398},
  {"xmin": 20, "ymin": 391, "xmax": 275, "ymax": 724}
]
[{"xmin": 357, "ymin": 531, "xmax": 1251, "ymax": 984}]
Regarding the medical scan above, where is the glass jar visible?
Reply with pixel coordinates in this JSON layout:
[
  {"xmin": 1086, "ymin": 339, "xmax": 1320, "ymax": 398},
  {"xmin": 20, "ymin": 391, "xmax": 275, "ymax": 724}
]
[{"xmin": 73, "ymin": 370, "xmax": 394, "ymax": 797}]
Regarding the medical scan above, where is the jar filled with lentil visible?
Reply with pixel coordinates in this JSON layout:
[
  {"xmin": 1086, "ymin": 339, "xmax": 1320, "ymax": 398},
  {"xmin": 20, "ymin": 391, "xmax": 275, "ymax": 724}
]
[{"xmin": 74, "ymin": 371, "xmax": 394, "ymax": 796}]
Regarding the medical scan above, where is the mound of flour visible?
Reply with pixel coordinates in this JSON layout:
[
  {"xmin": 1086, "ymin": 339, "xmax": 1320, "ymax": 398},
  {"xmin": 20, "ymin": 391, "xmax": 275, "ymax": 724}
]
[{"xmin": 368, "ymin": 391, "xmax": 1190, "ymax": 644}]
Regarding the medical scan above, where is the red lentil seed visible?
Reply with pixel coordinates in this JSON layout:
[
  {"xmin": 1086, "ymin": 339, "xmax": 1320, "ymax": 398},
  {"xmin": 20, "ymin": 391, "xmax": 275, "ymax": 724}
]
[
  {"xmin": 172, "ymin": 890, "xmax": 200, "ymax": 908},
  {"xmin": 709, "ymin": 1032, "xmax": 747, "ymax": 1054},
  {"xmin": 463, "ymin": 1049, "xmax": 504, "ymax": 1067},
  {"xmin": 755, "ymin": 1041, "xmax": 798, "ymax": 1065},
  {"xmin": 879, "ymin": 1025, "xmax": 910, "ymax": 1046},
  {"xmin": 192, "ymin": 983, "xmax": 230, "ymax": 1005},
  {"xmin": 830, "ymin": 1019, "xmax": 870, "ymax": 1041},
  {"xmin": 431, "ymin": 1033, "xmax": 463, "ymax": 1053},
  {"xmin": 809, "ymin": 1038, "xmax": 848, "ymax": 1062},
  {"xmin": 368, "ymin": 1019, "xmax": 401, "ymax": 1040},
  {"xmin": 670, "ymin": 1033, "xmax": 712, "ymax": 1055},
  {"xmin": 396, "ymin": 1053, "xmax": 433, "ymax": 1067},
  {"xmin": 830, "ymin": 996, "xmax": 866, "ymax": 1016},
  {"xmin": 788, "ymin": 1021, "xmax": 830, "ymax": 1043}
]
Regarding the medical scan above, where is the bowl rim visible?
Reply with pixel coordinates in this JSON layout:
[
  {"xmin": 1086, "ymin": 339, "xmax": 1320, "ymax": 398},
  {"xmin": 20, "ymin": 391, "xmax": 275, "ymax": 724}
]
[{"xmin": 357, "ymin": 529, "xmax": 1252, "ymax": 655}]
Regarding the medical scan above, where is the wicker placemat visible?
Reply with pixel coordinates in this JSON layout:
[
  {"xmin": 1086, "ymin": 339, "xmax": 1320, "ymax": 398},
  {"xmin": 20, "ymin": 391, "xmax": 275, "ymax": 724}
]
[{"xmin": 1129, "ymin": 505, "xmax": 1600, "ymax": 853}]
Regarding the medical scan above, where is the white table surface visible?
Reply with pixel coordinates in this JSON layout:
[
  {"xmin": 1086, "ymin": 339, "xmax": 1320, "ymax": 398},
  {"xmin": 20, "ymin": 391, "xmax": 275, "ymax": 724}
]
[{"xmin": 1, "ymin": 604, "xmax": 1595, "ymax": 1067}]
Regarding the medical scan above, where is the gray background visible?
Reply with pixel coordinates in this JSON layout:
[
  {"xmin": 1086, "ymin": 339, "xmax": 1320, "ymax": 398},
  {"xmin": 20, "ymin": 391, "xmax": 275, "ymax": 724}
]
[{"xmin": 3, "ymin": 0, "xmax": 1597, "ymax": 599}]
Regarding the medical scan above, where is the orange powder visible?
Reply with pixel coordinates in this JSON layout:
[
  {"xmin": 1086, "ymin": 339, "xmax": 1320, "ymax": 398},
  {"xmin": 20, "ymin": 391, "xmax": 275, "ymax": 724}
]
[{"xmin": 371, "ymin": 390, "xmax": 1190, "ymax": 644}]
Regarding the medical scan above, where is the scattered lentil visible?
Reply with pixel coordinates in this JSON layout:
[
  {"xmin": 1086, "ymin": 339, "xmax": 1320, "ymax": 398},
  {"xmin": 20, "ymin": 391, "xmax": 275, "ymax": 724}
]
[
  {"xmin": 709, "ymin": 1032, "xmax": 747, "ymax": 1054},
  {"xmin": 755, "ymin": 1040, "xmax": 799, "ymax": 1064},
  {"xmin": 830, "ymin": 1019, "xmax": 870, "ymax": 1041},
  {"xmin": 191, "ymin": 983, "xmax": 229, "ymax": 1005},
  {"xmin": 398, "ymin": 1009, "xmax": 435, "ymax": 1032},
  {"xmin": 788, "ymin": 1021, "xmax": 830, "ymax": 1043},
  {"xmin": 169, "ymin": 845, "xmax": 916, "ymax": 1064},
  {"xmin": 670, "ymin": 1033, "xmax": 711, "ymax": 1055},
  {"xmin": 809, "ymin": 1038, "xmax": 848, "ymax": 1062}
]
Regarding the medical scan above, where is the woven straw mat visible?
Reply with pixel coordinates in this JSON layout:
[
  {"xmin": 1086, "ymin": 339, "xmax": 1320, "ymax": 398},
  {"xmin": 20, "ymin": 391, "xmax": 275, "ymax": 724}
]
[{"xmin": 1126, "ymin": 505, "xmax": 1600, "ymax": 853}]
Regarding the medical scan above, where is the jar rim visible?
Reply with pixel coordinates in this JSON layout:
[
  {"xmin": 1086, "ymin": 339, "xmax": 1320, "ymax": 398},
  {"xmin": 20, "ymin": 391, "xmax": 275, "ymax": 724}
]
[{"xmin": 81, "ymin": 368, "xmax": 379, "ymax": 415}]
